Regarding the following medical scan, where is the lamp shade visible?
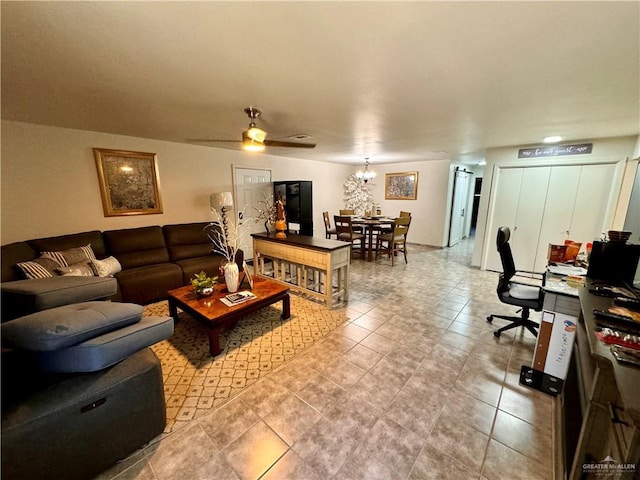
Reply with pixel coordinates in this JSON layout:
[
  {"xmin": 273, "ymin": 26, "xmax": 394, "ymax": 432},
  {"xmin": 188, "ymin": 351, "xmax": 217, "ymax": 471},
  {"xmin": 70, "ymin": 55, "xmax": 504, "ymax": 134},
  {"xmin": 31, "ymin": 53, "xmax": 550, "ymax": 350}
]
[{"xmin": 210, "ymin": 191, "xmax": 234, "ymax": 208}]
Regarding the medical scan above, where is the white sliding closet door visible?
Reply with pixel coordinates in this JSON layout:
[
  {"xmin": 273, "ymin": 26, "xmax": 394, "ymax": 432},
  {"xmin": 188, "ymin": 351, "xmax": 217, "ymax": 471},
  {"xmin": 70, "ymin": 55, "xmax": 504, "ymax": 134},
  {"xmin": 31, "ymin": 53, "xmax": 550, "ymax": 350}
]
[
  {"xmin": 570, "ymin": 164, "xmax": 616, "ymax": 245},
  {"xmin": 486, "ymin": 162, "xmax": 618, "ymax": 273},
  {"xmin": 535, "ymin": 166, "xmax": 581, "ymax": 271},
  {"xmin": 486, "ymin": 166, "xmax": 550, "ymax": 271},
  {"xmin": 510, "ymin": 167, "xmax": 551, "ymax": 271},
  {"xmin": 485, "ymin": 168, "xmax": 524, "ymax": 271}
]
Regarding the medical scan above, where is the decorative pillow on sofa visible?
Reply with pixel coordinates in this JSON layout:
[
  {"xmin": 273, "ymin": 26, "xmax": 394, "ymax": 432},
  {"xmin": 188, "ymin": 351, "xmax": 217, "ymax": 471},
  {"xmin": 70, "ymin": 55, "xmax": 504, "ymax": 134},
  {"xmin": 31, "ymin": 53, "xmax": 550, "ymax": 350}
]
[
  {"xmin": 41, "ymin": 244, "xmax": 96, "ymax": 268},
  {"xmin": 15, "ymin": 257, "xmax": 62, "ymax": 279},
  {"xmin": 56, "ymin": 260, "xmax": 96, "ymax": 277},
  {"xmin": 90, "ymin": 256, "xmax": 122, "ymax": 277}
]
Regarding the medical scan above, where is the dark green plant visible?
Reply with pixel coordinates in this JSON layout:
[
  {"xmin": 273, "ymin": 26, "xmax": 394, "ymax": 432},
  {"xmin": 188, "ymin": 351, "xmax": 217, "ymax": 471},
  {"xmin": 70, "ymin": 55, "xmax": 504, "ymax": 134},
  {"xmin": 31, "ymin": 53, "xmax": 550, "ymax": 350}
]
[{"xmin": 191, "ymin": 271, "xmax": 217, "ymax": 290}]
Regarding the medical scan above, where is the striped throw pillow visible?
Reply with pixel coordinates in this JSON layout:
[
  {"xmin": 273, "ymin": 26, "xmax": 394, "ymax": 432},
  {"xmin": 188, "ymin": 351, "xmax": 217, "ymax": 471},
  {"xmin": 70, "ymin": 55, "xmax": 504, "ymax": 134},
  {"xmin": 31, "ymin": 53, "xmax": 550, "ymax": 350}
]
[
  {"xmin": 16, "ymin": 257, "xmax": 62, "ymax": 279},
  {"xmin": 41, "ymin": 244, "xmax": 96, "ymax": 268}
]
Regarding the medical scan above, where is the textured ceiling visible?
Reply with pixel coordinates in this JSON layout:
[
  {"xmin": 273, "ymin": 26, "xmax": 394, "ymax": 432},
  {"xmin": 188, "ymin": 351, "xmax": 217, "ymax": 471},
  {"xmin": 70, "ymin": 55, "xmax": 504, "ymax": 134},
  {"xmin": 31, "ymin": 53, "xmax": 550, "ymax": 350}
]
[{"xmin": 2, "ymin": 1, "xmax": 639, "ymax": 165}]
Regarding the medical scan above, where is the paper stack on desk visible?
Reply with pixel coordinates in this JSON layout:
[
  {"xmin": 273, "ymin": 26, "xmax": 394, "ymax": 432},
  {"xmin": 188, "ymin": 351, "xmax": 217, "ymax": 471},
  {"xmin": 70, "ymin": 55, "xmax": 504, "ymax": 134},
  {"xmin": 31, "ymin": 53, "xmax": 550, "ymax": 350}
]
[{"xmin": 547, "ymin": 265, "xmax": 587, "ymax": 276}]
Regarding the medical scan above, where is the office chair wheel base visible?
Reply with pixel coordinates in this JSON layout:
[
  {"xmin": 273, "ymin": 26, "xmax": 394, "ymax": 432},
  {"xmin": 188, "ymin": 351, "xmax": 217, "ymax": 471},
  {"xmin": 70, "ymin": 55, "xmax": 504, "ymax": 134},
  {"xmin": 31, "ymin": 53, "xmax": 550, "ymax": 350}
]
[
  {"xmin": 486, "ymin": 316, "xmax": 493, "ymax": 323},
  {"xmin": 494, "ymin": 331, "xmax": 501, "ymax": 338}
]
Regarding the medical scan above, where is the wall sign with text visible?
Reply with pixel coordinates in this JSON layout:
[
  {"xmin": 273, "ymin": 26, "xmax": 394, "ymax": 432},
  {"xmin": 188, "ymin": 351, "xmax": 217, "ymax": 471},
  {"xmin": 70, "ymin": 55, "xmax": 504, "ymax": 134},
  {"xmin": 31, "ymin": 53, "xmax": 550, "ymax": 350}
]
[{"xmin": 518, "ymin": 143, "xmax": 593, "ymax": 159}]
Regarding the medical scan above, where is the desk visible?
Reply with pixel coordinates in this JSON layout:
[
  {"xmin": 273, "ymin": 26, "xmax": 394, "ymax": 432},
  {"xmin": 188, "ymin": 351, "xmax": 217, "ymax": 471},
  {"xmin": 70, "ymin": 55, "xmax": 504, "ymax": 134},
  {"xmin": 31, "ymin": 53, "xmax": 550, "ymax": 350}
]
[
  {"xmin": 251, "ymin": 233, "xmax": 350, "ymax": 308},
  {"xmin": 525, "ymin": 276, "xmax": 581, "ymax": 396},
  {"xmin": 555, "ymin": 279, "xmax": 640, "ymax": 480},
  {"xmin": 351, "ymin": 217, "xmax": 394, "ymax": 261}
]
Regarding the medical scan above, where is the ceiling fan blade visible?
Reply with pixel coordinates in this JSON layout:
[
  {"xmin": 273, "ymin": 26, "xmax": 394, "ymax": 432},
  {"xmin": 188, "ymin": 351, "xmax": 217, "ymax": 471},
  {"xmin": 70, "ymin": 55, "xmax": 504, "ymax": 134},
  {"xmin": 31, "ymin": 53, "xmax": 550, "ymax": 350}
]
[
  {"xmin": 263, "ymin": 139, "xmax": 316, "ymax": 149},
  {"xmin": 187, "ymin": 139, "xmax": 241, "ymax": 143}
]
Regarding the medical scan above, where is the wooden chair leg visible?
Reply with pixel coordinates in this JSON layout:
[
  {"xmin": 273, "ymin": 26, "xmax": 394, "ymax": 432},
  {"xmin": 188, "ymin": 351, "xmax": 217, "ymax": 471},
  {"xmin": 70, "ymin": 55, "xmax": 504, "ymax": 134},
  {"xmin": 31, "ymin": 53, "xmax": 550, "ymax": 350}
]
[{"xmin": 391, "ymin": 241, "xmax": 395, "ymax": 266}]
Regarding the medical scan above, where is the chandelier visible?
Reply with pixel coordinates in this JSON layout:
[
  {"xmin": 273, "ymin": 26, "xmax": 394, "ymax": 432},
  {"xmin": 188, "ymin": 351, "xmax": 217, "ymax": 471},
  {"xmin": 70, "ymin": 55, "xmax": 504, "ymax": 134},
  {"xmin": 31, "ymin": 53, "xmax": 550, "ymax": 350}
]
[{"xmin": 356, "ymin": 158, "xmax": 376, "ymax": 183}]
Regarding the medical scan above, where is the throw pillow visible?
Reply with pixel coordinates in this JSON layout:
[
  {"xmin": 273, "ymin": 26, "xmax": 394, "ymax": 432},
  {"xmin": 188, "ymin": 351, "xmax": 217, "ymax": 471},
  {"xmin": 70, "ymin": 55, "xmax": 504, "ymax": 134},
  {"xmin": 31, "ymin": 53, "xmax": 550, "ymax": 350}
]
[
  {"xmin": 90, "ymin": 256, "xmax": 122, "ymax": 277},
  {"xmin": 41, "ymin": 244, "xmax": 96, "ymax": 268},
  {"xmin": 15, "ymin": 257, "xmax": 62, "ymax": 279},
  {"xmin": 56, "ymin": 260, "xmax": 95, "ymax": 277}
]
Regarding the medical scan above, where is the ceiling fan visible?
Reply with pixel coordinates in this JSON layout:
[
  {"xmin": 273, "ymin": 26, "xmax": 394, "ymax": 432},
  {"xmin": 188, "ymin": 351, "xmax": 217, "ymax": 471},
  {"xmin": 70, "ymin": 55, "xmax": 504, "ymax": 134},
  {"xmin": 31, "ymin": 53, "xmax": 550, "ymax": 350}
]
[{"xmin": 193, "ymin": 107, "xmax": 316, "ymax": 152}]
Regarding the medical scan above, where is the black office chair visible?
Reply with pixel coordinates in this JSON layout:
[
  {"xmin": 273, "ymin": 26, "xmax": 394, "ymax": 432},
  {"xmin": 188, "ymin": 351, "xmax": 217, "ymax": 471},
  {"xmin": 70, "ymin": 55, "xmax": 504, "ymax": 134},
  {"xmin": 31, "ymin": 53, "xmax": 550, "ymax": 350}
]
[{"xmin": 486, "ymin": 226, "xmax": 544, "ymax": 338}]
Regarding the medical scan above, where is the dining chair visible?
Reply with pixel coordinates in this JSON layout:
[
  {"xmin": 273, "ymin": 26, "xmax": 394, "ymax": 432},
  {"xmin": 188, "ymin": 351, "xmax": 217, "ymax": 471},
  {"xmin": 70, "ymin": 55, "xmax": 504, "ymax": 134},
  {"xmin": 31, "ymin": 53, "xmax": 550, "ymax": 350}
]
[
  {"xmin": 339, "ymin": 209, "xmax": 363, "ymax": 233},
  {"xmin": 399, "ymin": 211, "xmax": 412, "ymax": 218},
  {"xmin": 323, "ymin": 211, "xmax": 337, "ymax": 239},
  {"xmin": 375, "ymin": 216, "xmax": 411, "ymax": 266},
  {"xmin": 334, "ymin": 215, "xmax": 365, "ymax": 260}
]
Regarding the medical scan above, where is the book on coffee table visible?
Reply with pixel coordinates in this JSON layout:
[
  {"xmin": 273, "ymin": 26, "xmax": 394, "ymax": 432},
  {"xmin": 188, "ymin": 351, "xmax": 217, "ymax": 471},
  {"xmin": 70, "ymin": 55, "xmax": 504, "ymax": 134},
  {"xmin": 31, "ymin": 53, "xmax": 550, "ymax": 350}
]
[{"xmin": 220, "ymin": 290, "xmax": 257, "ymax": 307}]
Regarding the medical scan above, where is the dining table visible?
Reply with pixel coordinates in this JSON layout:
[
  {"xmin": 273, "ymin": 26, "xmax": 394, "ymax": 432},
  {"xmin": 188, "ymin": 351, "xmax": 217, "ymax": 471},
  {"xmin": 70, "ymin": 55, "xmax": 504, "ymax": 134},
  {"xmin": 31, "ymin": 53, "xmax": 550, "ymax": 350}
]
[{"xmin": 351, "ymin": 216, "xmax": 395, "ymax": 261}]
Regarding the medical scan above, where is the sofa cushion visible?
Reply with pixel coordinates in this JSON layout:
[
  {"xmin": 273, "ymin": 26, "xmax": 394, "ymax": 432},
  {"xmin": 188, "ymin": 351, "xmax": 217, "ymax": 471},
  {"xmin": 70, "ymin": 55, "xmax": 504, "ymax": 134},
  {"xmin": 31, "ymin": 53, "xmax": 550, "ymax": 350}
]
[
  {"xmin": 16, "ymin": 256, "xmax": 62, "ymax": 279},
  {"xmin": 163, "ymin": 222, "xmax": 212, "ymax": 261},
  {"xmin": 103, "ymin": 226, "xmax": 169, "ymax": 269},
  {"xmin": 174, "ymin": 256, "xmax": 226, "ymax": 285},
  {"xmin": 1, "ymin": 301, "xmax": 142, "ymax": 352},
  {"xmin": 1, "ymin": 276, "xmax": 118, "ymax": 321},
  {"xmin": 35, "ymin": 315, "xmax": 174, "ymax": 372},
  {"xmin": 28, "ymin": 231, "xmax": 107, "ymax": 260},
  {"xmin": 1, "ymin": 242, "xmax": 37, "ymax": 282},
  {"xmin": 114, "ymin": 263, "xmax": 182, "ymax": 305}
]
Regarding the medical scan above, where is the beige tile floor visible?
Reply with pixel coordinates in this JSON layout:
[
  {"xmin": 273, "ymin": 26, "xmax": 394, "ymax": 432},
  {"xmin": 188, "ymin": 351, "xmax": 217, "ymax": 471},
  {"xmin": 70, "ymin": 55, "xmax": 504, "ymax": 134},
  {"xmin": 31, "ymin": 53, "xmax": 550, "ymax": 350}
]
[{"xmin": 97, "ymin": 239, "xmax": 556, "ymax": 480}]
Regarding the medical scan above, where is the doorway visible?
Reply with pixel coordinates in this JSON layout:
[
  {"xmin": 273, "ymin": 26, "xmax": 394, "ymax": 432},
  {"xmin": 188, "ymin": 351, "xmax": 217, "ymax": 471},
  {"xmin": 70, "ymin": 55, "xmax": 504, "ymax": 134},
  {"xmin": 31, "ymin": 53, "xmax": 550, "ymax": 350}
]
[
  {"xmin": 470, "ymin": 177, "xmax": 483, "ymax": 237},
  {"xmin": 448, "ymin": 167, "xmax": 473, "ymax": 247}
]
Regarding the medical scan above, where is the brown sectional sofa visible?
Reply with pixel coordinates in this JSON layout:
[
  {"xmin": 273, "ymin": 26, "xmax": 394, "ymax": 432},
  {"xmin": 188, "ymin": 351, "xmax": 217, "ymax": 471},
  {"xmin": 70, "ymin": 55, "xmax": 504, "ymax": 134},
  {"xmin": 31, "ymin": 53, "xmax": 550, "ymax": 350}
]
[{"xmin": 1, "ymin": 222, "xmax": 242, "ymax": 320}]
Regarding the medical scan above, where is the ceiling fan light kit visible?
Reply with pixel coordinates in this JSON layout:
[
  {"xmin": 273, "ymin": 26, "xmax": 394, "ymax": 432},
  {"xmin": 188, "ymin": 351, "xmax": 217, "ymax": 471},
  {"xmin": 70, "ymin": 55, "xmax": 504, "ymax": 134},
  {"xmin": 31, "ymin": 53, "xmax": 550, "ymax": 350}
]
[
  {"xmin": 242, "ymin": 127, "xmax": 266, "ymax": 152},
  {"xmin": 199, "ymin": 106, "xmax": 317, "ymax": 152}
]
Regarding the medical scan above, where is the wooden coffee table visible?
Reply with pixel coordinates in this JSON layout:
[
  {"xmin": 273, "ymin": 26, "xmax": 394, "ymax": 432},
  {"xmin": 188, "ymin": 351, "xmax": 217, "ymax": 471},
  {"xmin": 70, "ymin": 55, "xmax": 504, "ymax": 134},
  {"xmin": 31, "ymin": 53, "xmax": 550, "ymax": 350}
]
[{"xmin": 167, "ymin": 277, "xmax": 290, "ymax": 356}]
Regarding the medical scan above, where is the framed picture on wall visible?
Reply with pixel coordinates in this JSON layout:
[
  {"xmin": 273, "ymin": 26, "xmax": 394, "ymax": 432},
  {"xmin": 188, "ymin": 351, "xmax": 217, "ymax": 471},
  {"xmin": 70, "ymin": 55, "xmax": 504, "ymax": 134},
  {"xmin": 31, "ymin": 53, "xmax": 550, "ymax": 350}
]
[
  {"xmin": 385, "ymin": 172, "xmax": 419, "ymax": 200},
  {"xmin": 93, "ymin": 148, "xmax": 164, "ymax": 216}
]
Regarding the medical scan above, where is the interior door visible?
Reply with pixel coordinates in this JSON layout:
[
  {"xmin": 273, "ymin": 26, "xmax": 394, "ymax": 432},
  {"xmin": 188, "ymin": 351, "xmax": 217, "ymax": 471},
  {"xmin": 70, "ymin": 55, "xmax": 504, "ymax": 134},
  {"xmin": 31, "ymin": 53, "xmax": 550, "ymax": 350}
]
[
  {"xmin": 233, "ymin": 167, "xmax": 272, "ymax": 260},
  {"xmin": 534, "ymin": 165, "xmax": 581, "ymax": 271},
  {"xmin": 485, "ymin": 167, "xmax": 524, "ymax": 271},
  {"xmin": 569, "ymin": 163, "xmax": 616, "ymax": 245},
  {"xmin": 448, "ymin": 168, "xmax": 471, "ymax": 247},
  {"xmin": 510, "ymin": 167, "xmax": 551, "ymax": 271}
]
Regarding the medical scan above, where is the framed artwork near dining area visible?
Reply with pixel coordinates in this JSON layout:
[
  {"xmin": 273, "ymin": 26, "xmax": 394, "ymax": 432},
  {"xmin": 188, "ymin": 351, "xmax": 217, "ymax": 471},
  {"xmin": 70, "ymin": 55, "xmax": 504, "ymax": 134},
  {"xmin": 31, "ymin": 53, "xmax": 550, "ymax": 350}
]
[{"xmin": 385, "ymin": 171, "xmax": 418, "ymax": 200}]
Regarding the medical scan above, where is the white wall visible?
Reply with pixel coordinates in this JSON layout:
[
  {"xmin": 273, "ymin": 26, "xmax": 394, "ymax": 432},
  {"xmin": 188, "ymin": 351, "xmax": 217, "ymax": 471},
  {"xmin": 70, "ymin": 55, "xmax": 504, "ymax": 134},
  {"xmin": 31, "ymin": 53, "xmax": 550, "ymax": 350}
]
[
  {"xmin": 0, "ymin": 121, "xmax": 351, "ymax": 244},
  {"xmin": 471, "ymin": 135, "xmax": 639, "ymax": 267},
  {"xmin": 1, "ymin": 121, "xmax": 452, "ymax": 247},
  {"xmin": 360, "ymin": 160, "xmax": 452, "ymax": 247}
]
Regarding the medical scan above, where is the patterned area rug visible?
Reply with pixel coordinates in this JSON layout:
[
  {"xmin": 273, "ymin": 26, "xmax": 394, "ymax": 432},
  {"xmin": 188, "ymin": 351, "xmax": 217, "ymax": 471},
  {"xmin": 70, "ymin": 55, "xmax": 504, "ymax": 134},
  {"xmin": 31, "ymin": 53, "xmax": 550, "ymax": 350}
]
[{"xmin": 143, "ymin": 293, "xmax": 348, "ymax": 434}]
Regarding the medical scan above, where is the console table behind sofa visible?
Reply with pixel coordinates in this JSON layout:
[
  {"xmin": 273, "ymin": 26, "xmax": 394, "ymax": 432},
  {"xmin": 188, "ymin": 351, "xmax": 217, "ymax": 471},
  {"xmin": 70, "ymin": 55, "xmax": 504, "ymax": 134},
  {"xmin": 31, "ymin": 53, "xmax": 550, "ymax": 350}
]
[{"xmin": 252, "ymin": 233, "xmax": 350, "ymax": 309}]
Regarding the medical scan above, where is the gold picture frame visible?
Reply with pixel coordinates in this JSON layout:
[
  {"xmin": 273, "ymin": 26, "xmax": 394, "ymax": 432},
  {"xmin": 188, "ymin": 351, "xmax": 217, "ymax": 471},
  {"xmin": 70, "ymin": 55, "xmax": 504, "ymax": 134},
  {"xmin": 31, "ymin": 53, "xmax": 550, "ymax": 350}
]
[
  {"xmin": 385, "ymin": 172, "xmax": 419, "ymax": 200},
  {"xmin": 93, "ymin": 148, "xmax": 163, "ymax": 216}
]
